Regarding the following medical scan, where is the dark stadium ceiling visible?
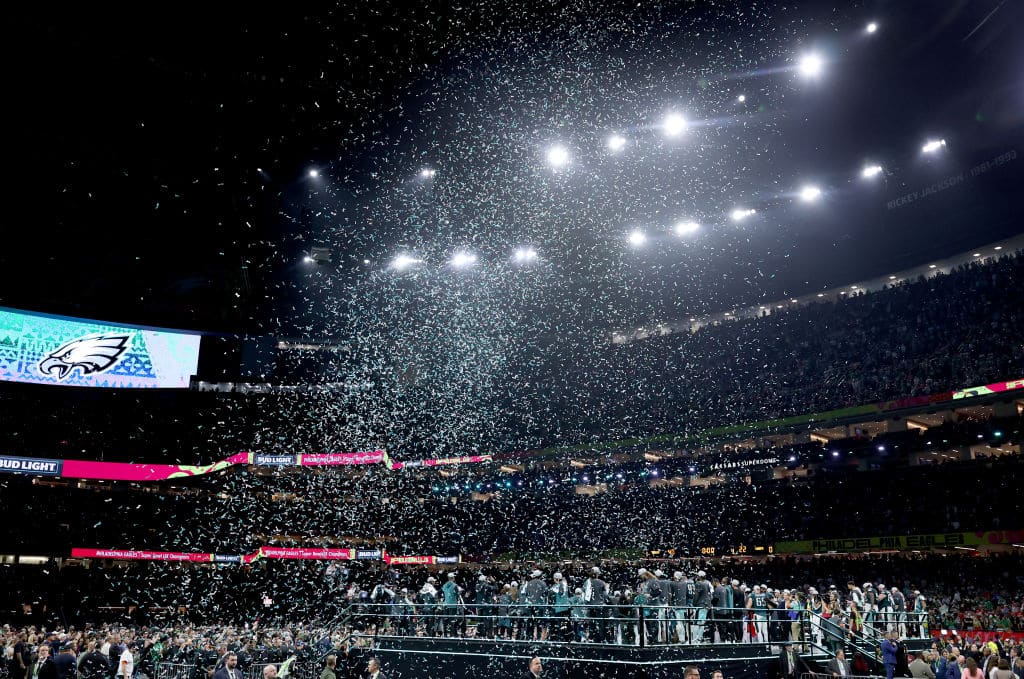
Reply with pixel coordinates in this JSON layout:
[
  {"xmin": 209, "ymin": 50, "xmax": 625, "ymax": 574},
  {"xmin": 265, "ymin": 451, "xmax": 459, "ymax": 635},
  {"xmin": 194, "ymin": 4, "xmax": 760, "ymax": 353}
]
[{"xmin": 4, "ymin": 0, "xmax": 1023, "ymax": 337}]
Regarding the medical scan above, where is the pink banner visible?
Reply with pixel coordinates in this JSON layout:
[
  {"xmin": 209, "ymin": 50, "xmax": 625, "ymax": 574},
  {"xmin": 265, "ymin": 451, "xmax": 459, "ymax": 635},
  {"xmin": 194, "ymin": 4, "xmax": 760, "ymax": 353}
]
[
  {"xmin": 250, "ymin": 547, "xmax": 354, "ymax": 561},
  {"xmin": 71, "ymin": 548, "xmax": 214, "ymax": 562},
  {"xmin": 389, "ymin": 454, "xmax": 492, "ymax": 470},
  {"xmin": 299, "ymin": 451, "xmax": 385, "ymax": 466},
  {"xmin": 61, "ymin": 457, "xmax": 241, "ymax": 481}
]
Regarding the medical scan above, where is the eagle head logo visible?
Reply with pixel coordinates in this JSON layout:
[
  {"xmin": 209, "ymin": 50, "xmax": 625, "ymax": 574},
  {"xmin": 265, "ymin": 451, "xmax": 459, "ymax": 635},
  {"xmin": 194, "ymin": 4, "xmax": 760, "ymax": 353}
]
[{"xmin": 38, "ymin": 334, "xmax": 132, "ymax": 380}]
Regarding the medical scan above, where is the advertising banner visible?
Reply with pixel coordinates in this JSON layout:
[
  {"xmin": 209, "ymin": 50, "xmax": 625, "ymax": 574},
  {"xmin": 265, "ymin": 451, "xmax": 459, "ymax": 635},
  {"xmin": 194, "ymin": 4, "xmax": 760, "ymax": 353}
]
[
  {"xmin": 252, "ymin": 454, "xmax": 297, "ymax": 466},
  {"xmin": 385, "ymin": 555, "xmax": 433, "ymax": 565},
  {"xmin": 953, "ymin": 378, "xmax": 1024, "ymax": 400},
  {"xmin": 774, "ymin": 529, "xmax": 1024, "ymax": 554},
  {"xmin": 255, "ymin": 547, "xmax": 354, "ymax": 561},
  {"xmin": 355, "ymin": 549, "xmax": 383, "ymax": 560},
  {"xmin": 0, "ymin": 455, "xmax": 63, "ymax": 476},
  {"xmin": 71, "ymin": 548, "xmax": 214, "ymax": 562},
  {"xmin": 389, "ymin": 454, "xmax": 492, "ymax": 470},
  {"xmin": 73, "ymin": 546, "xmax": 467, "ymax": 565},
  {"xmin": 0, "ymin": 307, "xmax": 202, "ymax": 389},
  {"xmin": 299, "ymin": 451, "xmax": 385, "ymax": 466}
]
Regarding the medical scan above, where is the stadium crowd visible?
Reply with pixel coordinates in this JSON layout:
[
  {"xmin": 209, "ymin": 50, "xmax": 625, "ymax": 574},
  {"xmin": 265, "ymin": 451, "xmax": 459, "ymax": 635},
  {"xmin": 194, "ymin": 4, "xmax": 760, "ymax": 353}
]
[
  {"xmin": 0, "ymin": 251, "xmax": 1020, "ymax": 464},
  {"xmin": 2, "ymin": 553, "xmax": 1024, "ymax": 678}
]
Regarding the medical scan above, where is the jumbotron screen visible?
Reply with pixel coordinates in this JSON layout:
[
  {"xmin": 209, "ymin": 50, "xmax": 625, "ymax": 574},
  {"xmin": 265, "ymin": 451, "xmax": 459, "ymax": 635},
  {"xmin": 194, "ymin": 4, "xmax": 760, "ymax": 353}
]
[{"xmin": 0, "ymin": 306, "xmax": 201, "ymax": 389}]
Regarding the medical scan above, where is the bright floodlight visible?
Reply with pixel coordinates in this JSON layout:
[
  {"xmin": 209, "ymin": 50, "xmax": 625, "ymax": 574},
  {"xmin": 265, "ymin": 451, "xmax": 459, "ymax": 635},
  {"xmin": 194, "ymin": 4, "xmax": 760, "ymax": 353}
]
[
  {"xmin": 391, "ymin": 254, "xmax": 421, "ymax": 271},
  {"xmin": 303, "ymin": 256, "xmax": 315, "ymax": 264},
  {"xmin": 866, "ymin": 22, "xmax": 878, "ymax": 33},
  {"xmin": 798, "ymin": 53, "xmax": 824, "ymax": 77},
  {"xmin": 607, "ymin": 134, "xmax": 627, "ymax": 152},
  {"xmin": 662, "ymin": 113, "xmax": 687, "ymax": 137},
  {"xmin": 799, "ymin": 185, "xmax": 822, "ymax": 202},
  {"xmin": 513, "ymin": 247, "xmax": 538, "ymax": 263},
  {"xmin": 420, "ymin": 168, "xmax": 436, "ymax": 179},
  {"xmin": 922, "ymin": 139, "xmax": 946, "ymax": 154},
  {"xmin": 862, "ymin": 164, "xmax": 884, "ymax": 179},
  {"xmin": 450, "ymin": 252, "xmax": 477, "ymax": 268},
  {"xmin": 628, "ymin": 230, "xmax": 647, "ymax": 246},
  {"xmin": 674, "ymin": 220, "xmax": 700, "ymax": 235},
  {"xmin": 546, "ymin": 145, "xmax": 570, "ymax": 168},
  {"xmin": 308, "ymin": 169, "xmax": 319, "ymax": 178},
  {"xmin": 737, "ymin": 94, "xmax": 746, "ymax": 103},
  {"xmin": 731, "ymin": 208, "xmax": 756, "ymax": 221}
]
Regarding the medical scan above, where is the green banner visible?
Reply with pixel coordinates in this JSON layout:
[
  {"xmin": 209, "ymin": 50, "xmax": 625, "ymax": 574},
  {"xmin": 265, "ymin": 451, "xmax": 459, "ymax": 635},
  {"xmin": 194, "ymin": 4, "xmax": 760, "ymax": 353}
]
[{"xmin": 774, "ymin": 529, "xmax": 1024, "ymax": 554}]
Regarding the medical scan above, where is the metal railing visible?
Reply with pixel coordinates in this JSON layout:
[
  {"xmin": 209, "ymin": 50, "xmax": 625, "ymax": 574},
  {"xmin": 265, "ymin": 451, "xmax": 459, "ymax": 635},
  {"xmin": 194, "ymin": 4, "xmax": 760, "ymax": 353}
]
[
  {"xmin": 329, "ymin": 602, "xmax": 831, "ymax": 648},
  {"xmin": 155, "ymin": 664, "xmax": 200, "ymax": 679}
]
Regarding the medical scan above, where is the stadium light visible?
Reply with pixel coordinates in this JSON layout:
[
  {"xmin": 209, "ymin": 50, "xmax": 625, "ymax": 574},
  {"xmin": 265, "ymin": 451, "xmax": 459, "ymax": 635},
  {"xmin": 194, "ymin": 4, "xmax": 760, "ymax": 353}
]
[
  {"xmin": 799, "ymin": 185, "xmax": 822, "ymax": 202},
  {"xmin": 921, "ymin": 139, "xmax": 946, "ymax": 154},
  {"xmin": 662, "ymin": 113, "xmax": 688, "ymax": 137},
  {"xmin": 308, "ymin": 168, "xmax": 319, "ymax": 178},
  {"xmin": 866, "ymin": 22, "xmax": 878, "ymax": 34},
  {"xmin": 450, "ymin": 252, "xmax": 478, "ymax": 268},
  {"xmin": 546, "ymin": 145, "xmax": 570, "ymax": 168},
  {"xmin": 737, "ymin": 94, "xmax": 746, "ymax": 103},
  {"xmin": 607, "ymin": 134, "xmax": 627, "ymax": 152},
  {"xmin": 420, "ymin": 168, "xmax": 436, "ymax": 179},
  {"xmin": 798, "ymin": 53, "xmax": 824, "ymax": 77},
  {"xmin": 628, "ymin": 230, "xmax": 647, "ymax": 247},
  {"xmin": 513, "ymin": 247, "xmax": 538, "ymax": 263},
  {"xmin": 731, "ymin": 208, "xmax": 756, "ymax": 221},
  {"xmin": 674, "ymin": 220, "xmax": 700, "ymax": 236},
  {"xmin": 391, "ymin": 254, "xmax": 422, "ymax": 271},
  {"xmin": 302, "ymin": 256, "xmax": 315, "ymax": 264},
  {"xmin": 861, "ymin": 164, "xmax": 884, "ymax": 179}
]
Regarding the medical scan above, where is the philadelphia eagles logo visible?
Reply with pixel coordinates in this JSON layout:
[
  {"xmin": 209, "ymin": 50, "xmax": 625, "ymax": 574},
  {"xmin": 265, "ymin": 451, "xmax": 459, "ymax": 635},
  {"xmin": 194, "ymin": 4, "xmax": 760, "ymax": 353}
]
[{"xmin": 38, "ymin": 334, "xmax": 132, "ymax": 380}]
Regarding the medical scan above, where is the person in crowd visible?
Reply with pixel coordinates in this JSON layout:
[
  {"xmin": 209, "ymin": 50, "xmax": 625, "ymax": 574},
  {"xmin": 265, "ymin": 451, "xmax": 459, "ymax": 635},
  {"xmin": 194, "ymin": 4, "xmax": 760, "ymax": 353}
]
[
  {"xmin": 524, "ymin": 570, "xmax": 548, "ymax": 642},
  {"xmin": 212, "ymin": 653, "xmax": 239, "ymax": 679},
  {"xmin": 670, "ymin": 572, "xmax": 689, "ymax": 644},
  {"xmin": 962, "ymin": 657, "xmax": 985, "ymax": 679},
  {"xmin": 550, "ymin": 573, "xmax": 570, "ymax": 642},
  {"xmin": 882, "ymin": 631, "xmax": 899, "ymax": 679},
  {"xmin": 779, "ymin": 641, "xmax": 800, "ymax": 678},
  {"xmin": 317, "ymin": 654, "xmax": 337, "ymax": 679},
  {"xmin": 417, "ymin": 576, "xmax": 441, "ymax": 637},
  {"xmin": 523, "ymin": 656, "xmax": 542, "ymax": 679},
  {"xmin": 692, "ymin": 571, "xmax": 712, "ymax": 644},
  {"xmin": 52, "ymin": 644, "xmax": 74, "ymax": 679},
  {"xmin": 747, "ymin": 585, "xmax": 769, "ymax": 644},
  {"xmin": 909, "ymin": 651, "xmax": 936, "ymax": 679},
  {"xmin": 441, "ymin": 572, "xmax": 462, "ymax": 637},
  {"xmin": 365, "ymin": 657, "xmax": 384, "ymax": 679},
  {"xmin": 828, "ymin": 649, "xmax": 852, "ymax": 677},
  {"xmin": 496, "ymin": 584, "xmax": 514, "ymax": 640},
  {"xmin": 475, "ymin": 575, "xmax": 497, "ymax": 639},
  {"xmin": 583, "ymin": 567, "xmax": 608, "ymax": 644},
  {"xmin": 569, "ymin": 587, "xmax": 587, "ymax": 643},
  {"xmin": 990, "ymin": 659, "xmax": 1015, "ymax": 679},
  {"xmin": 712, "ymin": 577, "xmax": 731, "ymax": 644},
  {"xmin": 28, "ymin": 645, "xmax": 56, "ymax": 679}
]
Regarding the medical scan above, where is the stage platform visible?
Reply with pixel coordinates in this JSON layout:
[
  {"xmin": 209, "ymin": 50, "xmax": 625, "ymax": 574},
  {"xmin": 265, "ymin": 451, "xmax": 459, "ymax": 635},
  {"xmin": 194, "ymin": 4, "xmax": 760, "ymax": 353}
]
[{"xmin": 365, "ymin": 636, "xmax": 795, "ymax": 678}]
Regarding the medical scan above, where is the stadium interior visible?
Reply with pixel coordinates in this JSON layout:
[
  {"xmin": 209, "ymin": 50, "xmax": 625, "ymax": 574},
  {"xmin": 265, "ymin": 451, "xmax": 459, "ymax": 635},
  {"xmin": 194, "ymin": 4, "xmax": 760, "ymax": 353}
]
[{"xmin": 3, "ymin": 2, "xmax": 1023, "ymax": 678}]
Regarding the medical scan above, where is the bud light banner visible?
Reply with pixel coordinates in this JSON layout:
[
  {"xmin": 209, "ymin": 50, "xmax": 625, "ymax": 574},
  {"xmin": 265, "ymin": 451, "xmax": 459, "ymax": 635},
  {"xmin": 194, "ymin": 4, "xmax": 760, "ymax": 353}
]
[
  {"xmin": 253, "ymin": 454, "xmax": 297, "ymax": 466},
  {"xmin": 0, "ymin": 306, "xmax": 202, "ymax": 389},
  {"xmin": 0, "ymin": 455, "xmax": 63, "ymax": 476}
]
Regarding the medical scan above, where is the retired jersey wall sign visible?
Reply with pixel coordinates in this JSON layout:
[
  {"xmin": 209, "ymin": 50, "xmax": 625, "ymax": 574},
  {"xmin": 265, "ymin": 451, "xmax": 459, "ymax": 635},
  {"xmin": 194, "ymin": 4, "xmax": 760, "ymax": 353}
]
[{"xmin": 0, "ymin": 306, "xmax": 202, "ymax": 388}]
